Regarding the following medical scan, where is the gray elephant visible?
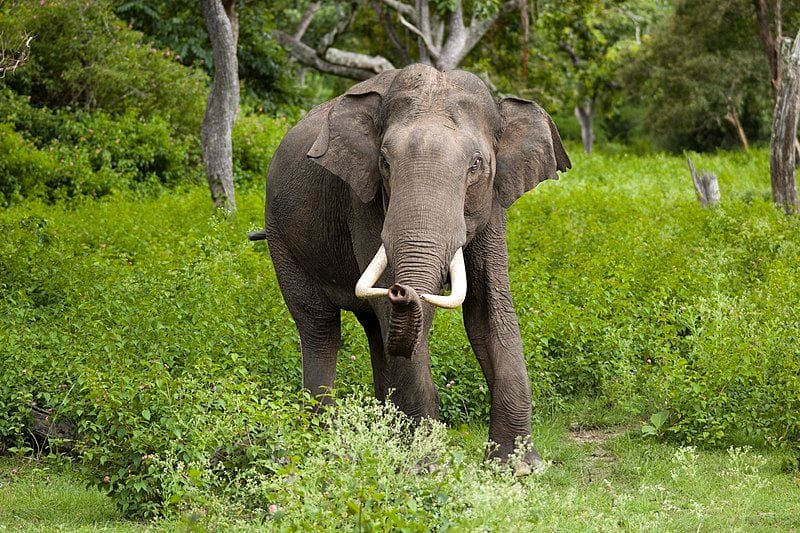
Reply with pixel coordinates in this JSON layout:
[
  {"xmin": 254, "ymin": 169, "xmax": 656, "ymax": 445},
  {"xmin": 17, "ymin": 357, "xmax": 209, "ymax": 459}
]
[{"xmin": 250, "ymin": 63, "xmax": 570, "ymax": 467}]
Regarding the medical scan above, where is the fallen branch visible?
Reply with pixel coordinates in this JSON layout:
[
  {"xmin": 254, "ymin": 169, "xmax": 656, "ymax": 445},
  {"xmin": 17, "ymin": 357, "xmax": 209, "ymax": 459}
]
[{"xmin": 273, "ymin": 30, "xmax": 382, "ymax": 80}]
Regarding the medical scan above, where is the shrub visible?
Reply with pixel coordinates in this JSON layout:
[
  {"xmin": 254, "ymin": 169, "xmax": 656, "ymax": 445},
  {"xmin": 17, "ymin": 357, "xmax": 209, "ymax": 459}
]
[
  {"xmin": 0, "ymin": 90, "xmax": 203, "ymax": 204},
  {"xmin": 0, "ymin": 122, "xmax": 120, "ymax": 205},
  {"xmin": 1, "ymin": 0, "xmax": 207, "ymax": 134},
  {"xmin": 232, "ymin": 112, "xmax": 290, "ymax": 188}
]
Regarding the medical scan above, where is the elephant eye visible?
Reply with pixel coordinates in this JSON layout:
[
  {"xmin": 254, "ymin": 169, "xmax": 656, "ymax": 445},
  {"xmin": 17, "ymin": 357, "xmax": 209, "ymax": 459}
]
[{"xmin": 469, "ymin": 156, "xmax": 482, "ymax": 173}]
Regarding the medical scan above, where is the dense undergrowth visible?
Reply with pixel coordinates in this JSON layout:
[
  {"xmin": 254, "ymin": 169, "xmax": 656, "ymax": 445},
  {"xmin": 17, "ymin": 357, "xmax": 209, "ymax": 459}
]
[
  {"xmin": 2, "ymin": 148, "xmax": 799, "ymax": 520},
  {"xmin": 0, "ymin": 1, "xmax": 290, "ymax": 206}
]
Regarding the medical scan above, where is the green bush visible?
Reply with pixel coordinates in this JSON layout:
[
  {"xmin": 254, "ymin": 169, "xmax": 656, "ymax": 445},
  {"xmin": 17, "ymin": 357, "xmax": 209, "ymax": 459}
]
[
  {"xmin": 0, "ymin": 122, "xmax": 120, "ymax": 205},
  {"xmin": 232, "ymin": 112, "xmax": 290, "ymax": 188},
  {"xmin": 1, "ymin": 0, "xmax": 207, "ymax": 134},
  {"xmin": 0, "ymin": 90, "xmax": 203, "ymax": 204}
]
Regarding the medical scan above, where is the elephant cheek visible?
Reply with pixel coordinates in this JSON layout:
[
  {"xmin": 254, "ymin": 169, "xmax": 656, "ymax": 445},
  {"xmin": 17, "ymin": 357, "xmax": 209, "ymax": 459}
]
[{"xmin": 386, "ymin": 301, "xmax": 424, "ymax": 359}]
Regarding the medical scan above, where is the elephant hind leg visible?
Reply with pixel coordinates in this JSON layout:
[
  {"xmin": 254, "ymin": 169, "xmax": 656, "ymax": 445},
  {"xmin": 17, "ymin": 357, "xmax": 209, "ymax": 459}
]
[
  {"xmin": 355, "ymin": 311, "xmax": 388, "ymax": 402},
  {"xmin": 268, "ymin": 236, "xmax": 341, "ymax": 406}
]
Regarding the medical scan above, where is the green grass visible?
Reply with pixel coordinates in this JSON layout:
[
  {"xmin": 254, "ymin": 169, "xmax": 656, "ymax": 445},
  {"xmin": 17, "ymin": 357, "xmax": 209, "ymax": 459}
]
[
  {"xmin": 0, "ymin": 458, "xmax": 141, "ymax": 532},
  {"xmin": 2, "ymin": 416, "xmax": 799, "ymax": 531}
]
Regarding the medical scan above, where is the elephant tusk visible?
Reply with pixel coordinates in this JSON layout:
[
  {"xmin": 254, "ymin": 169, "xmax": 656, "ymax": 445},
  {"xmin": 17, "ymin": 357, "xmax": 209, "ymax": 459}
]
[
  {"xmin": 355, "ymin": 245, "xmax": 390, "ymax": 299},
  {"xmin": 420, "ymin": 248, "xmax": 466, "ymax": 309}
]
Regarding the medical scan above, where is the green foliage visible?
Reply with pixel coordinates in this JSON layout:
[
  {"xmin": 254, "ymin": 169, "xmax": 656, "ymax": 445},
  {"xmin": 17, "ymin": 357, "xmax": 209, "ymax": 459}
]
[
  {"xmin": 622, "ymin": 0, "xmax": 784, "ymax": 151},
  {"xmin": 1, "ymin": 150, "xmax": 800, "ymax": 518},
  {"xmin": 231, "ymin": 112, "xmax": 290, "ymax": 187},
  {"xmin": 0, "ymin": 191, "xmax": 307, "ymax": 516},
  {"xmin": 1, "ymin": 0, "xmax": 207, "ymax": 134},
  {"xmin": 507, "ymin": 149, "xmax": 800, "ymax": 445},
  {"xmin": 0, "ymin": 89, "xmax": 203, "ymax": 204},
  {"xmin": 4, "ymin": 432, "xmax": 800, "ymax": 530},
  {"xmin": 112, "ymin": 0, "xmax": 308, "ymax": 113}
]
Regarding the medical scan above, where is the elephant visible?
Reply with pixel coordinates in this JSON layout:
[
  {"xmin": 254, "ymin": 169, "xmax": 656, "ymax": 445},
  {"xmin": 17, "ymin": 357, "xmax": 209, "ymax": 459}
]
[{"xmin": 250, "ymin": 63, "xmax": 570, "ymax": 468}]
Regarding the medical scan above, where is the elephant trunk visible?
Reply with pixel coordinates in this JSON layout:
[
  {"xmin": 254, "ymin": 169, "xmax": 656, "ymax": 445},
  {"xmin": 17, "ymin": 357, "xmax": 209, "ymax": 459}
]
[{"xmin": 385, "ymin": 284, "xmax": 424, "ymax": 358}]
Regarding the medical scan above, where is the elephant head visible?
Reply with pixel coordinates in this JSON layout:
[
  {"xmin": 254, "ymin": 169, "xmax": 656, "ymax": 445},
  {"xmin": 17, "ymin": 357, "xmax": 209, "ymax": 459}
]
[{"xmin": 308, "ymin": 64, "xmax": 570, "ymax": 359}]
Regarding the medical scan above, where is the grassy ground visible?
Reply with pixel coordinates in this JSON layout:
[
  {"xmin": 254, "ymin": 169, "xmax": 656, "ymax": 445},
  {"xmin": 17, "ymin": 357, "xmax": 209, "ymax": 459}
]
[{"xmin": 2, "ymin": 416, "xmax": 799, "ymax": 532}]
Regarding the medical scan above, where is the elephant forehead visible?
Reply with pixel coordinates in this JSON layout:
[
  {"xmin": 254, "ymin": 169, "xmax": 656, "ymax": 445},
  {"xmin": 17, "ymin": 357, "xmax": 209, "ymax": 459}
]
[{"xmin": 383, "ymin": 67, "xmax": 498, "ymax": 131}]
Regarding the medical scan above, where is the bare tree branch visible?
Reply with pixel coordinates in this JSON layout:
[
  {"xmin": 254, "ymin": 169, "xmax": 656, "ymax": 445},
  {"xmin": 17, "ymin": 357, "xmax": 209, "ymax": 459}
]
[
  {"xmin": 559, "ymin": 41, "xmax": 581, "ymax": 66},
  {"xmin": 316, "ymin": 3, "xmax": 356, "ymax": 55},
  {"xmin": 439, "ymin": 0, "xmax": 517, "ymax": 69},
  {"xmin": 398, "ymin": 13, "xmax": 440, "ymax": 59},
  {"xmin": 277, "ymin": 0, "xmax": 517, "ymax": 77},
  {"xmin": 432, "ymin": 17, "xmax": 444, "ymax": 51},
  {"xmin": 376, "ymin": 0, "xmax": 412, "ymax": 64},
  {"xmin": 0, "ymin": 33, "xmax": 33, "ymax": 79},
  {"xmin": 464, "ymin": 0, "xmax": 518, "ymax": 51},
  {"xmin": 274, "ymin": 30, "xmax": 380, "ymax": 80},
  {"xmin": 294, "ymin": 1, "xmax": 322, "ymax": 41},
  {"xmin": 325, "ymin": 47, "xmax": 394, "ymax": 72},
  {"xmin": 381, "ymin": 0, "xmax": 416, "ymax": 19}
]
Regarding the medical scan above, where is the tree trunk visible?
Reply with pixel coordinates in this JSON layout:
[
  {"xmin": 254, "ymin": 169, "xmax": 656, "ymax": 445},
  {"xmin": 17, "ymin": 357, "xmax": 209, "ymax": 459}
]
[
  {"xmin": 201, "ymin": 0, "xmax": 239, "ymax": 213},
  {"xmin": 770, "ymin": 30, "xmax": 800, "ymax": 215},
  {"xmin": 753, "ymin": 0, "xmax": 782, "ymax": 95},
  {"xmin": 519, "ymin": 0, "xmax": 529, "ymax": 80},
  {"xmin": 575, "ymin": 101, "xmax": 594, "ymax": 153}
]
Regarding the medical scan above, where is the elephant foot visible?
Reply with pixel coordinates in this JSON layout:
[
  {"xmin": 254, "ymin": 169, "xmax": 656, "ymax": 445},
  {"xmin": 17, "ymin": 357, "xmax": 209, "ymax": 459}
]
[
  {"xmin": 488, "ymin": 439, "xmax": 546, "ymax": 476},
  {"xmin": 512, "ymin": 449, "xmax": 547, "ymax": 476}
]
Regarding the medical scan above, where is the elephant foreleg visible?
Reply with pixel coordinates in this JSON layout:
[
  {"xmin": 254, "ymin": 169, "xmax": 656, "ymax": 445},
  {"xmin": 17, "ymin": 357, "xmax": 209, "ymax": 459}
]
[{"xmin": 462, "ymin": 205, "xmax": 540, "ymax": 467}]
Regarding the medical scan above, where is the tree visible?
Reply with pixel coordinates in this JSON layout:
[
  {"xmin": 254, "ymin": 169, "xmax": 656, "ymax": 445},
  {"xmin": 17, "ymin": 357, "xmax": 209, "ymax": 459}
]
[
  {"xmin": 0, "ymin": 32, "xmax": 32, "ymax": 78},
  {"xmin": 201, "ymin": 0, "xmax": 239, "ymax": 212},
  {"xmin": 535, "ymin": 0, "xmax": 664, "ymax": 153},
  {"xmin": 753, "ymin": 0, "xmax": 783, "ymax": 95},
  {"xmin": 274, "ymin": 0, "xmax": 520, "ymax": 80},
  {"xmin": 626, "ymin": 0, "xmax": 773, "ymax": 152},
  {"xmin": 113, "ymin": 0, "xmax": 304, "ymax": 112},
  {"xmin": 770, "ymin": 30, "xmax": 800, "ymax": 214}
]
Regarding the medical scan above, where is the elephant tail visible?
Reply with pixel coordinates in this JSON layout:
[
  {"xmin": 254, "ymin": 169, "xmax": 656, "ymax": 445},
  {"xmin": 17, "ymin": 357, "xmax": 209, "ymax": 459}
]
[{"xmin": 247, "ymin": 229, "xmax": 267, "ymax": 241}]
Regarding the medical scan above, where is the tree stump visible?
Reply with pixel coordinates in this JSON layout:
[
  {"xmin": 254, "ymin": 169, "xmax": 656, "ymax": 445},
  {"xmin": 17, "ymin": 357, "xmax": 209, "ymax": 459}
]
[{"xmin": 687, "ymin": 157, "xmax": 720, "ymax": 206}]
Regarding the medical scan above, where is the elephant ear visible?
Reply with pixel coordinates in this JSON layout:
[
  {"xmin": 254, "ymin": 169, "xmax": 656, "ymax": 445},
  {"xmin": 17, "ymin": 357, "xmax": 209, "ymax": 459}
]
[
  {"xmin": 308, "ymin": 70, "xmax": 399, "ymax": 203},
  {"xmin": 494, "ymin": 97, "xmax": 571, "ymax": 208}
]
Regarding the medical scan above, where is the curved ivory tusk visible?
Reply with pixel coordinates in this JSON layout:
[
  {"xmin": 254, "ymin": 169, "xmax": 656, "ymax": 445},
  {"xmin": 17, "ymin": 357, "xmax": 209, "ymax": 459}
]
[
  {"xmin": 420, "ymin": 248, "xmax": 466, "ymax": 309},
  {"xmin": 355, "ymin": 245, "xmax": 389, "ymax": 299}
]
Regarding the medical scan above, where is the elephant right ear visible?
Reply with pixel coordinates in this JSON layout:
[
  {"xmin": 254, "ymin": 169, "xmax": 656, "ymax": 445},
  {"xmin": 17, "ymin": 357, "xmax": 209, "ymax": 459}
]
[{"xmin": 308, "ymin": 70, "xmax": 399, "ymax": 203}]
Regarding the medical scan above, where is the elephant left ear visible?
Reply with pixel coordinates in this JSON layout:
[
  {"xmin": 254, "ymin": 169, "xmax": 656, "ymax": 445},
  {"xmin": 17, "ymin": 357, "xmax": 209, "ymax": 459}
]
[
  {"xmin": 307, "ymin": 70, "xmax": 399, "ymax": 203},
  {"xmin": 494, "ymin": 97, "xmax": 571, "ymax": 208}
]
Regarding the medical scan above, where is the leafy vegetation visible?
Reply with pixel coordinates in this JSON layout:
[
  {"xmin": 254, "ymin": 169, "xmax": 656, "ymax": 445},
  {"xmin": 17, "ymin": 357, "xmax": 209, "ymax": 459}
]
[
  {"xmin": 2, "ymin": 148, "xmax": 799, "ymax": 520},
  {"xmin": 2, "ymin": 408, "xmax": 800, "ymax": 530}
]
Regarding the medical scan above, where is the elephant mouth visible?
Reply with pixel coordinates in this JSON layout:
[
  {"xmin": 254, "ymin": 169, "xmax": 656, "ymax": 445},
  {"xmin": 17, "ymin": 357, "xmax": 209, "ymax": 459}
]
[{"xmin": 354, "ymin": 245, "xmax": 467, "ymax": 309}]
